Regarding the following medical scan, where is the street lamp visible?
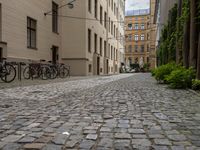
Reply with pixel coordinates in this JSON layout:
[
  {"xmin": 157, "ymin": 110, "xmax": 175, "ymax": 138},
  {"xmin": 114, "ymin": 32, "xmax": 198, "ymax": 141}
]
[{"xmin": 44, "ymin": 0, "xmax": 76, "ymax": 16}]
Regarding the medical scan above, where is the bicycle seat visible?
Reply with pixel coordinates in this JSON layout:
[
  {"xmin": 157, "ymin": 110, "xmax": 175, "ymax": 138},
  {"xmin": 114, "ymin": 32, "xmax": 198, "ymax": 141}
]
[
  {"xmin": 48, "ymin": 61, "xmax": 52, "ymax": 63},
  {"xmin": 40, "ymin": 59, "xmax": 46, "ymax": 62},
  {"xmin": 2, "ymin": 57, "xmax": 6, "ymax": 60}
]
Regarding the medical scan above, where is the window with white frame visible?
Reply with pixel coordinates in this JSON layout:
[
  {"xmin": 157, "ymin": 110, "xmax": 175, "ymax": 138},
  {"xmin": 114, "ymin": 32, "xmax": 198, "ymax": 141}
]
[
  {"xmin": 134, "ymin": 34, "xmax": 139, "ymax": 41},
  {"xmin": 141, "ymin": 34, "xmax": 145, "ymax": 41},
  {"xmin": 141, "ymin": 23, "xmax": 145, "ymax": 29},
  {"xmin": 134, "ymin": 23, "xmax": 139, "ymax": 30}
]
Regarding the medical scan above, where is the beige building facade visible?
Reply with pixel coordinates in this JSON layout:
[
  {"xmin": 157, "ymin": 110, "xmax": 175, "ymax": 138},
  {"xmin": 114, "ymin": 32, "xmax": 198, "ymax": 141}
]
[{"xmin": 0, "ymin": 0, "xmax": 125, "ymax": 76}]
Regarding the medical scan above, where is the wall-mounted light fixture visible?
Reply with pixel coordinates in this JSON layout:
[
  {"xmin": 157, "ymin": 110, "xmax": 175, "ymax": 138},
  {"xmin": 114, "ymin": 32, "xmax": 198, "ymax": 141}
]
[{"xmin": 44, "ymin": 0, "xmax": 76, "ymax": 16}]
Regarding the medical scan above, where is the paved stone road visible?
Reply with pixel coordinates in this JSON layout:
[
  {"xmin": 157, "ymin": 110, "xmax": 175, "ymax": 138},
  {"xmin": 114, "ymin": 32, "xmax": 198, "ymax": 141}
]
[{"xmin": 0, "ymin": 73, "xmax": 200, "ymax": 150}]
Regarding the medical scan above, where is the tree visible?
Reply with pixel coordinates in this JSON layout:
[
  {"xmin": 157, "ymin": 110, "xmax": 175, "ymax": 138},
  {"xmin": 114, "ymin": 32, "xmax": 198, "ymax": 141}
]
[
  {"xmin": 189, "ymin": 0, "xmax": 198, "ymax": 68},
  {"xmin": 176, "ymin": 0, "xmax": 183, "ymax": 64},
  {"xmin": 196, "ymin": 1, "xmax": 200, "ymax": 79},
  {"xmin": 182, "ymin": 17, "xmax": 190, "ymax": 68}
]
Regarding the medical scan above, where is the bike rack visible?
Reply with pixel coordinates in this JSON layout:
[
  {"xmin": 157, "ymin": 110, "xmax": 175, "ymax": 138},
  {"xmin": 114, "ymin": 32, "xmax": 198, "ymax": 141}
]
[{"xmin": 1, "ymin": 60, "xmax": 71, "ymax": 82}]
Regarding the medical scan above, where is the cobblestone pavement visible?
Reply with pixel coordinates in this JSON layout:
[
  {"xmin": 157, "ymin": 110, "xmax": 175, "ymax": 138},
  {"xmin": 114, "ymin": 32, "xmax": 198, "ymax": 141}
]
[
  {"xmin": 0, "ymin": 76, "xmax": 99, "ymax": 89},
  {"xmin": 0, "ymin": 73, "xmax": 200, "ymax": 150}
]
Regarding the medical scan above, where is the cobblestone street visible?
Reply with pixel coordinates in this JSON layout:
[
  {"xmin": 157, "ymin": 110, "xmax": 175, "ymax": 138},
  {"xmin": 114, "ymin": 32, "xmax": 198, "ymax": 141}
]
[{"xmin": 0, "ymin": 73, "xmax": 200, "ymax": 150}]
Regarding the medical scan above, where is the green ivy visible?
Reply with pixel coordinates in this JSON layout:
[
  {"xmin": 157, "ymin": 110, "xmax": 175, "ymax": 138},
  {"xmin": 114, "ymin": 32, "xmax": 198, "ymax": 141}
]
[{"xmin": 157, "ymin": 4, "xmax": 177, "ymax": 66}]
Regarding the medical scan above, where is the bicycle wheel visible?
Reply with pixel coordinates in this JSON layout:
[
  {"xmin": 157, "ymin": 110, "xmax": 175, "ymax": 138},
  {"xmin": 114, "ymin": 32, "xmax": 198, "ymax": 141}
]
[
  {"xmin": 23, "ymin": 66, "xmax": 31, "ymax": 79},
  {"xmin": 1, "ymin": 64, "xmax": 16, "ymax": 83},
  {"xmin": 59, "ymin": 67, "xmax": 69, "ymax": 78},
  {"xmin": 48, "ymin": 66, "xmax": 58, "ymax": 79},
  {"xmin": 39, "ymin": 66, "xmax": 50, "ymax": 80}
]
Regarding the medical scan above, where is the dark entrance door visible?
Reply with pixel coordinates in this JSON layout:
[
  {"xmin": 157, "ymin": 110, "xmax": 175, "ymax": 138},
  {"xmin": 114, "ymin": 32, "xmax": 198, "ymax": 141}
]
[
  {"xmin": 52, "ymin": 46, "xmax": 58, "ymax": 64},
  {"xmin": 0, "ymin": 48, "xmax": 2, "ymax": 61},
  {"xmin": 97, "ymin": 57, "xmax": 100, "ymax": 75}
]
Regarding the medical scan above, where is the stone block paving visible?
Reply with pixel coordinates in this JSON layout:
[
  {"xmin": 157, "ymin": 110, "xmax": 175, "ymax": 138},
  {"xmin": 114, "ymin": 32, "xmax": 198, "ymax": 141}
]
[{"xmin": 0, "ymin": 73, "xmax": 200, "ymax": 150}]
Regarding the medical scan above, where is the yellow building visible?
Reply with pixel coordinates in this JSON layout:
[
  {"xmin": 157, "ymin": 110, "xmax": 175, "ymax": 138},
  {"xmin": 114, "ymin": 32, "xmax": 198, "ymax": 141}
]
[{"xmin": 125, "ymin": 6, "xmax": 156, "ymax": 70}]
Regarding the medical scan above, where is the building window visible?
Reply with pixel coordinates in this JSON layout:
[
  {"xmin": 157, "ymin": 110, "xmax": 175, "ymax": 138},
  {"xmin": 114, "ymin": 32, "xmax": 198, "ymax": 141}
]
[
  {"xmin": 109, "ymin": 17, "xmax": 111, "ymax": 32},
  {"xmin": 141, "ymin": 45, "xmax": 144, "ymax": 52},
  {"xmin": 147, "ymin": 44, "xmax": 150, "ymax": 52},
  {"xmin": 116, "ymin": 7, "xmax": 118, "ymax": 18},
  {"xmin": 128, "ymin": 23, "xmax": 132, "ymax": 30},
  {"xmin": 128, "ymin": 34, "xmax": 132, "ymax": 41},
  {"xmin": 111, "ymin": 21, "xmax": 113, "ymax": 35},
  {"xmin": 27, "ymin": 17, "xmax": 37, "ymax": 49},
  {"xmin": 116, "ymin": 49, "xmax": 118, "ymax": 61},
  {"xmin": 111, "ymin": 46, "xmax": 113, "ymax": 60},
  {"xmin": 111, "ymin": 0, "xmax": 113, "ymax": 11},
  {"xmin": 141, "ymin": 34, "xmax": 145, "ymax": 41},
  {"xmin": 89, "ymin": 64, "xmax": 92, "ymax": 72},
  {"xmin": 134, "ymin": 34, "xmax": 139, "ymax": 41},
  {"xmin": 135, "ymin": 45, "xmax": 138, "ymax": 52},
  {"xmin": 114, "ymin": 3, "xmax": 116, "ymax": 15},
  {"xmin": 134, "ymin": 23, "xmax": 139, "ymax": 30},
  {"xmin": 88, "ymin": 0, "xmax": 91, "ymax": 13},
  {"xmin": 141, "ymin": 23, "xmax": 145, "ymax": 29},
  {"xmin": 147, "ymin": 33, "xmax": 150, "ymax": 40},
  {"xmin": 95, "ymin": 0, "xmax": 98, "ymax": 19},
  {"xmin": 128, "ymin": 45, "xmax": 132, "ymax": 52},
  {"xmin": 52, "ymin": 2, "xmax": 58, "ymax": 33},
  {"xmin": 104, "ymin": 12, "xmax": 107, "ymax": 28},
  {"xmin": 104, "ymin": 41, "xmax": 107, "ymax": 57},
  {"xmin": 114, "ymin": 25, "xmax": 116, "ymax": 37},
  {"xmin": 100, "ymin": 5, "xmax": 103, "ymax": 24},
  {"xmin": 88, "ymin": 29, "xmax": 91, "ymax": 53},
  {"xmin": 108, "ymin": 44, "xmax": 110, "ymax": 58},
  {"xmin": 147, "ymin": 57, "xmax": 149, "ymax": 63},
  {"xmin": 147, "ymin": 22, "xmax": 150, "ymax": 28},
  {"xmin": 113, "ymin": 47, "xmax": 115, "ymax": 61},
  {"xmin": 116, "ymin": 28, "xmax": 118, "ymax": 38},
  {"xmin": 100, "ymin": 37, "xmax": 102, "ymax": 56},
  {"xmin": 94, "ymin": 33, "xmax": 97, "ymax": 53}
]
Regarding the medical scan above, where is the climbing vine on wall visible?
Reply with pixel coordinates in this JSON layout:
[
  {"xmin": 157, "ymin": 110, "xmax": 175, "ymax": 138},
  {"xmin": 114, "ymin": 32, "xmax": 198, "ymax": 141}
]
[
  {"xmin": 157, "ymin": 4, "xmax": 177, "ymax": 66},
  {"xmin": 176, "ymin": 0, "xmax": 189, "ymax": 42}
]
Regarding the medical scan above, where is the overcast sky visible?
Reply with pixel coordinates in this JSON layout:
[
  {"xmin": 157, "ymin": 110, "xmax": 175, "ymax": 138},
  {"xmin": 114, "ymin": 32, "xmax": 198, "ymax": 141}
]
[{"xmin": 125, "ymin": 0, "xmax": 150, "ymax": 11}]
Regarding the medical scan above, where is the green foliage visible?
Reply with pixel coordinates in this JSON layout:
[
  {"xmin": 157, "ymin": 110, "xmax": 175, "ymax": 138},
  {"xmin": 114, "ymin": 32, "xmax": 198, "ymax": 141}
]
[
  {"xmin": 165, "ymin": 67, "xmax": 196, "ymax": 89},
  {"xmin": 157, "ymin": 4, "xmax": 178, "ymax": 66},
  {"xmin": 151, "ymin": 69, "xmax": 156, "ymax": 76},
  {"xmin": 175, "ymin": 0, "xmax": 189, "ymax": 64},
  {"xmin": 153, "ymin": 62, "xmax": 178, "ymax": 83},
  {"xmin": 144, "ymin": 63, "xmax": 150, "ymax": 71},
  {"xmin": 192, "ymin": 79, "xmax": 200, "ymax": 90}
]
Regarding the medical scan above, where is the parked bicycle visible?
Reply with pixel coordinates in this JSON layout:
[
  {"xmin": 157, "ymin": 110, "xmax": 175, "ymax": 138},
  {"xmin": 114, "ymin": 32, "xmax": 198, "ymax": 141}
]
[
  {"xmin": 23, "ymin": 59, "xmax": 70, "ymax": 80},
  {"xmin": 48, "ymin": 61, "xmax": 70, "ymax": 78},
  {"xmin": 0, "ymin": 58, "xmax": 16, "ymax": 83},
  {"xmin": 23, "ymin": 60, "xmax": 56, "ymax": 80}
]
